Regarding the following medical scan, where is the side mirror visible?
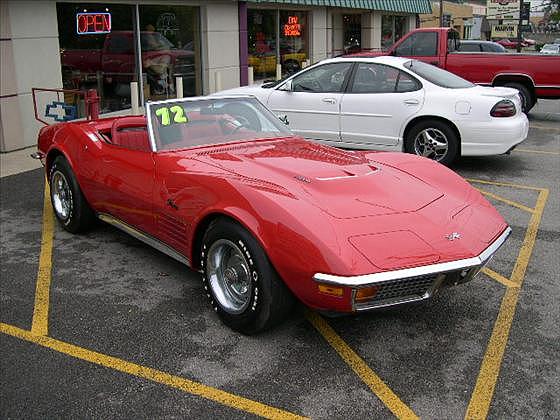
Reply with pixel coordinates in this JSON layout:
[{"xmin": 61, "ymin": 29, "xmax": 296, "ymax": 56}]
[{"xmin": 278, "ymin": 79, "xmax": 293, "ymax": 92}]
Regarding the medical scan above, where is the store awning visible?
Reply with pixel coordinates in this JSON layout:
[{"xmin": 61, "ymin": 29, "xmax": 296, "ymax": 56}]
[{"xmin": 245, "ymin": 0, "xmax": 433, "ymax": 14}]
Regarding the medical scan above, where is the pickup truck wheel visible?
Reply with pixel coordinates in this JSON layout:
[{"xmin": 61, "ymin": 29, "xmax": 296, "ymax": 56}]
[
  {"xmin": 503, "ymin": 82, "xmax": 534, "ymax": 113},
  {"xmin": 49, "ymin": 156, "xmax": 95, "ymax": 233},
  {"xmin": 201, "ymin": 218, "xmax": 294, "ymax": 334},
  {"xmin": 405, "ymin": 120, "xmax": 459, "ymax": 166}
]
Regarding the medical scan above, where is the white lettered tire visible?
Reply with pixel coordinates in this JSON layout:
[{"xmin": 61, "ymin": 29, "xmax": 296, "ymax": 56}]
[
  {"xmin": 49, "ymin": 156, "xmax": 95, "ymax": 233},
  {"xmin": 201, "ymin": 218, "xmax": 294, "ymax": 334}
]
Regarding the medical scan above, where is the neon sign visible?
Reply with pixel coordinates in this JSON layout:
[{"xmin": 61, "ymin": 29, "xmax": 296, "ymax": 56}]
[
  {"xmin": 76, "ymin": 12, "xmax": 111, "ymax": 35},
  {"xmin": 283, "ymin": 16, "xmax": 301, "ymax": 37}
]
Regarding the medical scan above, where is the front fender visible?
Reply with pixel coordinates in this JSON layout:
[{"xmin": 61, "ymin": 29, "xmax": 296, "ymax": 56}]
[{"xmin": 189, "ymin": 180, "xmax": 372, "ymax": 310}]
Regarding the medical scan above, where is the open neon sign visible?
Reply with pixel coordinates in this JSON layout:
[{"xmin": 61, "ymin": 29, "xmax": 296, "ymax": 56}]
[
  {"xmin": 283, "ymin": 16, "xmax": 301, "ymax": 37},
  {"xmin": 76, "ymin": 12, "xmax": 111, "ymax": 35}
]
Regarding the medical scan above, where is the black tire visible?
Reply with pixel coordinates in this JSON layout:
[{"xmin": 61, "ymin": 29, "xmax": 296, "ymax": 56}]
[
  {"xmin": 49, "ymin": 156, "xmax": 95, "ymax": 233},
  {"xmin": 404, "ymin": 119, "xmax": 459, "ymax": 166},
  {"xmin": 201, "ymin": 218, "xmax": 294, "ymax": 334},
  {"xmin": 503, "ymin": 82, "xmax": 534, "ymax": 113}
]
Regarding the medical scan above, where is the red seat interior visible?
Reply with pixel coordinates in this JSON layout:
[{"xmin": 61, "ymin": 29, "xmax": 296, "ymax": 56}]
[{"xmin": 111, "ymin": 117, "xmax": 151, "ymax": 152}]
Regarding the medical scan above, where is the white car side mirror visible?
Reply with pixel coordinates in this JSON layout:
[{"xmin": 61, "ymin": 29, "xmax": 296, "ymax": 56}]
[{"xmin": 278, "ymin": 79, "xmax": 293, "ymax": 92}]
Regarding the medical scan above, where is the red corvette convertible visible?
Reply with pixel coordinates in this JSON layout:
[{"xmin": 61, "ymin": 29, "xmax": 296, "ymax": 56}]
[{"xmin": 35, "ymin": 95, "xmax": 510, "ymax": 333}]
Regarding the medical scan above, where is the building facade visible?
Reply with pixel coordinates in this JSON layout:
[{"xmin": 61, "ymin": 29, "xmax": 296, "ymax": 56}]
[
  {"xmin": 420, "ymin": 1, "xmax": 474, "ymax": 38},
  {"xmin": 1, "ymin": 0, "xmax": 431, "ymax": 152}
]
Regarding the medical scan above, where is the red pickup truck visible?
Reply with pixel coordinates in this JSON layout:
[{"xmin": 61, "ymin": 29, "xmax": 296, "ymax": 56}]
[{"xmin": 351, "ymin": 28, "xmax": 560, "ymax": 112}]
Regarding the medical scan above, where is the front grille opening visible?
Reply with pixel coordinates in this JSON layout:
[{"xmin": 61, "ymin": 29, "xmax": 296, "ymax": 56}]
[
  {"xmin": 353, "ymin": 268, "xmax": 475, "ymax": 310},
  {"xmin": 373, "ymin": 274, "xmax": 437, "ymax": 301}
]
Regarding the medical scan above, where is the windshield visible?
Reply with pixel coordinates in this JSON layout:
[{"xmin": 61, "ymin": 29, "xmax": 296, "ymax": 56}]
[
  {"xmin": 148, "ymin": 97, "xmax": 292, "ymax": 152},
  {"xmin": 403, "ymin": 60, "xmax": 475, "ymax": 89}
]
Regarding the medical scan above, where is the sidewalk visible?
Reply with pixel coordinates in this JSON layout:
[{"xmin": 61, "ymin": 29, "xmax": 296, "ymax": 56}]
[{"xmin": 1, "ymin": 147, "xmax": 42, "ymax": 178}]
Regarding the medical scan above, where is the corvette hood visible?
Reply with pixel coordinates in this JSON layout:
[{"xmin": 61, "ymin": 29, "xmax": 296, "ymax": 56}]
[{"xmin": 192, "ymin": 138, "xmax": 443, "ymax": 218}]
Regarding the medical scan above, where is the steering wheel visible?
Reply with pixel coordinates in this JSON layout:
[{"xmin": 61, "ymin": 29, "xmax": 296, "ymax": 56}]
[{"xmin": 222, "ymin": 115, "xmax": 253, "ymax": 134}]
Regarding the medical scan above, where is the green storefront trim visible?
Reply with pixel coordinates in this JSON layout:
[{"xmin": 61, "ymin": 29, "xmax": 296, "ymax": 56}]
[{"xmin": 245, "ymin": 0, "xmax": 433, "ymax": 14}]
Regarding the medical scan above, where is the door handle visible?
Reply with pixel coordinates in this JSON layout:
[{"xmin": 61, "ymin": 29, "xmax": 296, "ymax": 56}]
[
  {"xmin": 404, "ymin": 99, "xmax": 420, "ymax": 105},
  {"xmin": 322, "ymin": 98, "xmax": 336, "ymax": 104}
]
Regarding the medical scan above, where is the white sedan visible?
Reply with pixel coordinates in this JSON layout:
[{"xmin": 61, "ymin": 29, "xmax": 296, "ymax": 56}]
[
  {"xmin": 218, "ymin": 56, "xmax": 529, "ymax": 165},
  {"xmin": 541, "ymin": 44, "xmax": 560, "ymax": 54}
]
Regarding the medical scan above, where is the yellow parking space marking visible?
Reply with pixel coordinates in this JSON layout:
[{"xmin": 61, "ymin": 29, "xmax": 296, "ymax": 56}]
[
  {"xmin": 474, "ymin": 188, "xmax": 535, "ymax": 214},
  {"xmin": 31, "ymin": 180, "xmax": 54, "ymax": 336},
  {"xmin": 0, "ymin": 322, "xmax": 306, "ymax": 420},
  {"xmin": 515, "ymin": 148, "xmax": 560, "ymax": 155},
  {"xmin": 526, "ymin": 123, "xmax": 560, "ymax": 131},
  {"xmin": 481, "ymin": 267, "xmax": 519, "ymax": 289},
  {"xmin": 306, "ymin": 310, "xmax": 419, "ymax": 420},
  {"xmin": 466, "ymin": 178, "xmax": 544, "ymax": 192},
  {"xmin": 465, "ymin": 188, "xmax": 548, "ymax": 420}
]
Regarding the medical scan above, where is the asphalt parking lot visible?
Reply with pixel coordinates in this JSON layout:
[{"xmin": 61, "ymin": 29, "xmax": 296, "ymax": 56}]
[{"xmin": 1, "ymin": 101, "xmax": 559, "ymax": 419}]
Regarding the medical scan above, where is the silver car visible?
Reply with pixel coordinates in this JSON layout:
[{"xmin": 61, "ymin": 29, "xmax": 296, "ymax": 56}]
[{"xmin": 541, "ymin": 44, "xmax": 560, "ymax": 54}]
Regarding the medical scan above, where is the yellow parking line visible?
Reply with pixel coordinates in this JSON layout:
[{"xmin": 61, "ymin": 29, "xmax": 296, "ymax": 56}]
[
  {"xmin": 0, "ymin": 322, "xmax": 306, "ymax": 420},
  {"xmin": 475, "ymin": 188, "xmax": 535, "ymax": 214},
  {"xmin": 527, "ymin": 123, "xmax": 560, "ymax": 132},
  {"xmin": 466, "ymin": 178, "xmax": 544, "ymax": 192},
  {"xmin": 306, "ymin": 310, "xmax": 419, "ymax": 420},
  {"xmin": 465, "ymin": 188, "xmax": 548, "ymax": 420},
  {"xmin": 515, "ymin": 148, "xmax": 560, "ymax": 156},
  {"xmin": 31, "ymin": 180, "xmax": 54, "ymax": 336},
  {"xmin": 481, "ymin": 267, "xmax": 519, "ymax": 289}
]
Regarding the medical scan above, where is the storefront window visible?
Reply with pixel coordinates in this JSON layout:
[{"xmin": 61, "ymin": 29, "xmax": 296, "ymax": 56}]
[
  {"xmin": 248, "ymin": 9, "xmax": 308, "ymax": 80},
  {"xmin": 139, "ymin": 5, "xmax": 201, "ymax": 101},
  {"xmin": 382, "ymin": 15, "xmax": 409, "ymax": 51},
  {"xmin": 57, "ymin": 3, "xmax": 136, "ymax": 113},
  {"xmin": 279, "ymin": 11, "xmax": 308, "ymax": 75},
  {"xmin": 343, "ymin": 14, "xmax": 361, "ymax": 54},
  {"xmin": 56, "ymin": 3, "xmax": 201, "ymax": 114},
  {"xmin": 395, "ymin": 16, "xmax": 408, "ymax": 43},
  {"xmin": 248, "ymin": 9, "xmax": 277, "ymax": 80}
]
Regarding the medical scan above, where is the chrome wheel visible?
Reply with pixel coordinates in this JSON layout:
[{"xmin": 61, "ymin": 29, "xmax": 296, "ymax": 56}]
[
  {"xmin": 51, "ymin": 170, "xmax": 73, "ymax": 221},
  {"xmin": 413, "ymin": 128, "xmax": 449, "ymax": 162},
  {"xmin": 207, "ymin": 239, "xmax": 252, "ymax": 314}
]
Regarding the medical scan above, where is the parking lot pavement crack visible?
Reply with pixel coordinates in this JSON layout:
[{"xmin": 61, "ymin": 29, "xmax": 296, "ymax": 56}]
[
  {"xmin": 305, "ymin": 310, "xmax": 419, "ymax": 420},
  {"xmin": 31, "ymin": 180, "xmax": 54, "ymax": 337},
  {"xmin": 0, "ymin": 322, "xmax": 308, "ymax": 420}
]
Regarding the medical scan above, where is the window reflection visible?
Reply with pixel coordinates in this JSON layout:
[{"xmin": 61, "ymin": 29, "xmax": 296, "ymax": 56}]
[
  {"xmin": 248, "ymin": 9, "xmax": 309, "ymax": 81},
  {"xmin": 139, "ymin": 6, "xmax": 201, "ymax": 101},
  {"xmin": 56, "ymin": 3, "xmax": 201, "ymax": 114},
  {"xmin": 57, "ymin": 3, "xmax": 136, "ymax": 114}
]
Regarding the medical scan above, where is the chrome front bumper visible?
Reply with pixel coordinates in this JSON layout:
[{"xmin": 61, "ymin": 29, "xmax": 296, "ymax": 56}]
[{"xmin": 313, "ymin": 227, "xmax": 511, "ymax": 312}]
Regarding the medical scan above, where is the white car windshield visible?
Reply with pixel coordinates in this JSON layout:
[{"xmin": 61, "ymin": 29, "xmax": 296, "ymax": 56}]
[
  {"xmin": 403, "ymin": 59, "xmax": 475, "ymax": 89},
  {"xmin": 148, "ymin": 97, "xmax": 292, "ymax": 152}
]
